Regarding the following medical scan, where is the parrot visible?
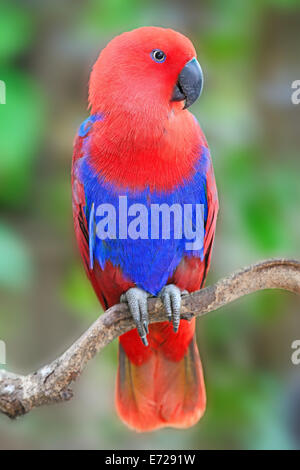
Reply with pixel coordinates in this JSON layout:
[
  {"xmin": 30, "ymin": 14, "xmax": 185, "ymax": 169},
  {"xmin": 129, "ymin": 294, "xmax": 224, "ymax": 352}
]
[{"xmin": 72, "ymin": 27, "xmax": 218, "ymax": 432}]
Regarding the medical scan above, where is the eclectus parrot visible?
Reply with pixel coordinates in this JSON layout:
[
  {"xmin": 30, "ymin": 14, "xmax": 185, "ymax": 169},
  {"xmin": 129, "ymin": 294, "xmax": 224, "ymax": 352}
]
[{"xmin": 72, "ymin": 27, "xmax": 218, "ymax": 431}]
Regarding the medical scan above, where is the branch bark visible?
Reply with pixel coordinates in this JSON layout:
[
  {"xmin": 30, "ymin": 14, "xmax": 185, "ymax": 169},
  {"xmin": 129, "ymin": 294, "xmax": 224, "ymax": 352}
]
[{"xmin": 1, "ymin": 258, "xmax": 299, "ymax": 419}]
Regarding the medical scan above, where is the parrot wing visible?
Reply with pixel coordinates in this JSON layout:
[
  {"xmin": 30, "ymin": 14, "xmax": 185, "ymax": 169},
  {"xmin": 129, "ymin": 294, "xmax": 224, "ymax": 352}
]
[
  {"xmin": 202, "ymin": 149, "xmax": 219, "ymax": 277},
  {"xmin": 72, "ymin": 133, "xmax": 90, "ymax": 273},
  {"xmin": 71, "ymin": 123, "xmax": 112, "ymax": 309},
  {"xmin": 72, "ymin": 119, "xmax": 135, "ymax": 309}
]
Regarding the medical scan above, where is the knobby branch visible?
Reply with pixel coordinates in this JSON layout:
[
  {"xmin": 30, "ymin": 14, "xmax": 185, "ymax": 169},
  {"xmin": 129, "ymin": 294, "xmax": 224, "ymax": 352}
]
[{"xmin": 0, "ymin": 258, "xmax": 299, "ymax": 419}]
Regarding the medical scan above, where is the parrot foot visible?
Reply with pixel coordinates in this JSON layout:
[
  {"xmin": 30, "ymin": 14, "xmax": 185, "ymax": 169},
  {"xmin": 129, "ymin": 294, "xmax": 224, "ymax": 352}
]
[
  {"xmin": 120, "ymin": 287, "xmax": 150, "ymax": 347},
  {"xmin": 158, "ymin": 284, "xmax": 188, "ymax": 333}
]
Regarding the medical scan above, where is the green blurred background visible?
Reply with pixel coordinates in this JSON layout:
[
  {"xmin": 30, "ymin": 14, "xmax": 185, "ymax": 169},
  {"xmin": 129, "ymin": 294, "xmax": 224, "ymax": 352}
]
[{"xmin": 0, "ymin": 0, "xmax": 300, "ymax": 450}]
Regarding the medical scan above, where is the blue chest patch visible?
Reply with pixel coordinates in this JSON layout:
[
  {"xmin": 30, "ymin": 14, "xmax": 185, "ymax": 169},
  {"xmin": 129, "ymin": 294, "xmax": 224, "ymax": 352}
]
[{"xmin": 77, "ymin": 117, "xmax": 209, "ymax": 295}]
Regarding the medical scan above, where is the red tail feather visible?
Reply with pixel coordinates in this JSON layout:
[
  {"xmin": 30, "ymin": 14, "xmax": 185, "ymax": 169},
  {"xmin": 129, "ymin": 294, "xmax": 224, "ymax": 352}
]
[{"xmin": 116, "ymin": 319, "xmax": 206, "ymax": 432}]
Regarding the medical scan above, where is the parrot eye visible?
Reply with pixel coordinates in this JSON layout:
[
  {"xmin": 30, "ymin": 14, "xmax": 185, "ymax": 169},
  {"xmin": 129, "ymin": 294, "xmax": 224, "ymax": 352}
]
[{"xmin": 151, "ymin": 49, "xmax": 166, "ymax": 63}]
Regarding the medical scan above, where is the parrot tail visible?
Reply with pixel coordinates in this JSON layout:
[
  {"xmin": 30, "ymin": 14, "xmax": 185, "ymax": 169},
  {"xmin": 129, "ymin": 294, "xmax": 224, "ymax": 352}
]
[{"xmin": 115, "ymin": 319, "xmax": 206, "ymax": 432}]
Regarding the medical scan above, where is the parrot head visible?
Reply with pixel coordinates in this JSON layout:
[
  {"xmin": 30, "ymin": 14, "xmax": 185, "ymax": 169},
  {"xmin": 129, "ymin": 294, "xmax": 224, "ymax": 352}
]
[{"xmin": 89, "ymin": 27, "xmax": 203, "ymax": 115}]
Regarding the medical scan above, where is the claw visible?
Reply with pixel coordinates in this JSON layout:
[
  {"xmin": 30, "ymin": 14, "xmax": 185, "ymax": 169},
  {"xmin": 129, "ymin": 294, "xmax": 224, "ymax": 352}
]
[
  {"xmin": 120, "ymin": 287, "xmax": 150, "ymax": 346},
  {"xmin": 159, "ymin": 284, "xmax": 185, "ymax": 333},
  {"xmin": 143, "ymin": 321, "xmax": 149, "ymax": 335}
]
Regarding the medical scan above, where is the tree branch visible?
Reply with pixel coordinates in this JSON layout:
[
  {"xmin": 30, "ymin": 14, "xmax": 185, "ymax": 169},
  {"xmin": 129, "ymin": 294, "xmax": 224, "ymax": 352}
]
[{"xmin": 1, "ymin": 258, "xmax": 300, "ymax": 419}]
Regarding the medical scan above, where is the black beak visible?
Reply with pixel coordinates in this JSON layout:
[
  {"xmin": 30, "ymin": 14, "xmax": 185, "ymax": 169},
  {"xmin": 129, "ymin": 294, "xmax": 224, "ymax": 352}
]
[{"xmin": 171, "ymin": 58, "xmax": 203, "ymax": 109}]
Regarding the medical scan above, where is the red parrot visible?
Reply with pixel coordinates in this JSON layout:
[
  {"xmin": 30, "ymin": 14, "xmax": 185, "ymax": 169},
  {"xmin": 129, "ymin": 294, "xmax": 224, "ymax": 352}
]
[{"xmin": 72, "ymin": 27, "xmax": 218, "ymax": 431}]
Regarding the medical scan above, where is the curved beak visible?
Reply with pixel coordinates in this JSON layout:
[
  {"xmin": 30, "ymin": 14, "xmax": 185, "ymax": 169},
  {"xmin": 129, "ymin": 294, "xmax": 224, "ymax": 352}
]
[{"xmin": 171, "ymin": 58, "xmax": 203, "ymax": 109}]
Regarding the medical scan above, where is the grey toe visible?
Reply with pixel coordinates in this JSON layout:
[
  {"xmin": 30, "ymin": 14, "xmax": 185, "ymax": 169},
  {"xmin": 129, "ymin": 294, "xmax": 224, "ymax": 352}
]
[
  {"xmin": 120, "ymin": 287, "xmax": 150, "ymax": 346},
  {"xmin": 159, "ymin": 284, "xmax": 184, "ymax": 333}
]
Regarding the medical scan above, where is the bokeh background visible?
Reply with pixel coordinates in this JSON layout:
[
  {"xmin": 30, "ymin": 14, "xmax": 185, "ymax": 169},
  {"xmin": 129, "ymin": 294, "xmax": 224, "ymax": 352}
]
[{"xmin": 1, "ymin": 0, "xmax": 300, "ymax": 450}]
